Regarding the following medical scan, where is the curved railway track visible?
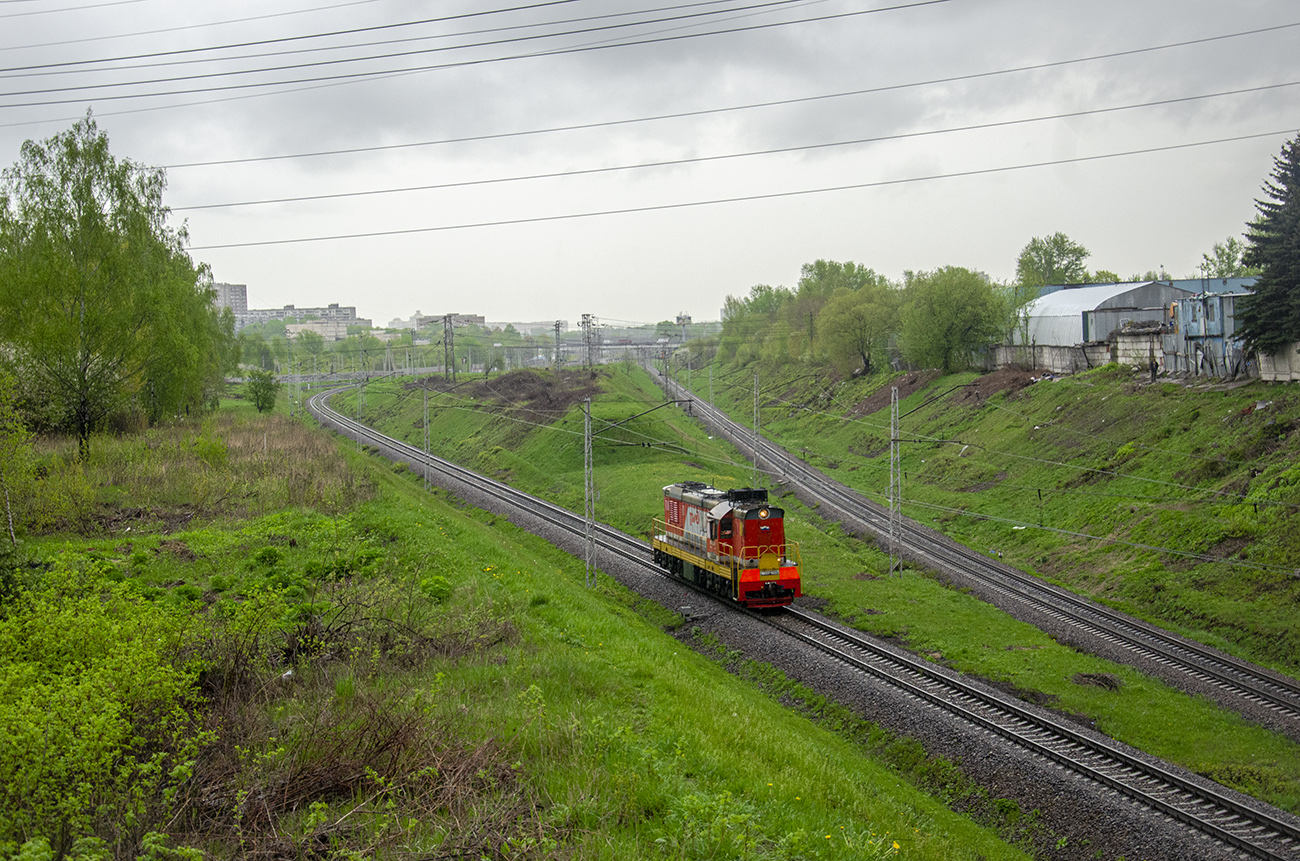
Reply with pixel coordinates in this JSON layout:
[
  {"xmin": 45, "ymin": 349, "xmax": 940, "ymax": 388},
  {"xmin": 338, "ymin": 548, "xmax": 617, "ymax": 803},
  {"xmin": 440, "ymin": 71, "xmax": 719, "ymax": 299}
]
[
  {"xmin": 653, "ymin": 371, "xmax": 1300, "ymax": 735},
  {"xmin": 306, "ymin": 383, "xmax": 1300, "ymax": 860}
]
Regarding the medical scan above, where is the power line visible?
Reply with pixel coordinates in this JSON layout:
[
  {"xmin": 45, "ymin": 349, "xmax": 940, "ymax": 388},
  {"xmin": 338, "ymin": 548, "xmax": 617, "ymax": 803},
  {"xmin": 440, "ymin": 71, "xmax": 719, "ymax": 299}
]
[
  {"xmin": 188, "ymin": 128, "xmax": 1297, "ymax": 250},
  {"xmin": 0, "ymin": 0, "xmax": 749, "ymax": 74},
  {"xmin": 0, "ymin": 0, "xmax": 150, "ymax": 19},
  {"xmin": 170, "ymin": 80, "xmax": 1300, "ymax": 212},
  {"xmin": 0, "ymin": 0, "xmax": 949, "ymax": 106},
  {"xmin": 8, "ymin": 16, "xmax": 1291, "ymax": 134},
  {"xmin": 141, "ymin": 20, "xmax": 1299, "ymax": 170},
  {"xmin": 0, "ymin": 0, "xmax": 387, "ymax": 49}
]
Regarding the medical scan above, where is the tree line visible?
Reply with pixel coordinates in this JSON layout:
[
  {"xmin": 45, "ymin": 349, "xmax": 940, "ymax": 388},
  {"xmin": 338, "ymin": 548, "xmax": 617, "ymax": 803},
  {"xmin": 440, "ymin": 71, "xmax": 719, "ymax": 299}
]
[
  {"xmin": 717, "ymin": 261, "xmax": 1007, "ymax": 375},
  {"xmin": 713, "ymin": 157, "xmax": 1287, "ymax": 376}
]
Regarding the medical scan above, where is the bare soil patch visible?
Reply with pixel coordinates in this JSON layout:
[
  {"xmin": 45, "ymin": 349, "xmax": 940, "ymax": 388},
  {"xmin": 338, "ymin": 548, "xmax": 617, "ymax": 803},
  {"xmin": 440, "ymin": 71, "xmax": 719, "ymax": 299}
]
[
  {"xmin": 1167, "ymin": 534, "xmax": 1253, "ymax": 572},
  {"xmin": 951, "ymin": 367, "xmax": 1052, "ymax": 407},
  {"xmin": 849, "ymin": 370, "xmax": 941, "ymax": 417},
  {"xmin": 90, "ymin": 505, "xmax": 198, "ymax": 535},
  {"xmin": 1073, "ymin": 672, "xmax": 1123, "ymax": 691},
  {"xmin": 958, "ymin": 471, "xmax": 1008, "ymax": 493},
  {"xmin": 157, "ymin": 538, "xmax": 198, "ymax": 561},
  {"xmin": 409, "ymin": 369, "xmax": 603, "ymax": 419}
]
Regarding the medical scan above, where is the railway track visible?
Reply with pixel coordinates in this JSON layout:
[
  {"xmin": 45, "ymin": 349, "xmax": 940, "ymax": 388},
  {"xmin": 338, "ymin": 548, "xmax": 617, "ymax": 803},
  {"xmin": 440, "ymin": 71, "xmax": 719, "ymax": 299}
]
[
  {"xmin": 772, "ymin": 607, "xmax": 1300, "ymax": 860},
  {"xmin": 654, "ymin": 371, "xmax": 1300, "ymax": 735},
  {"xmin": 306, "ymin": 382, "xmax": 1300, "ymax": 859}
]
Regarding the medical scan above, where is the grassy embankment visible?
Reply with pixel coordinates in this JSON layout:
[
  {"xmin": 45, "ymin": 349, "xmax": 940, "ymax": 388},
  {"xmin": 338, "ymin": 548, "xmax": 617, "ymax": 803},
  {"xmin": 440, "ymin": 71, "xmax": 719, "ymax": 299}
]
[
  {"xmin": 700, "ymin": 359, "xmax": 1300, "ymax": 806},
  {"xmin": 697, "ymin": 360, "xmax": 1300, "ymax": 674},
  {"xmin": 345, "ymin": 364, "xmax": 1300, "ymax": 818},
  {"xmin": 0, "ymin": 394, "xmax": 1032, "ymax": 860}
]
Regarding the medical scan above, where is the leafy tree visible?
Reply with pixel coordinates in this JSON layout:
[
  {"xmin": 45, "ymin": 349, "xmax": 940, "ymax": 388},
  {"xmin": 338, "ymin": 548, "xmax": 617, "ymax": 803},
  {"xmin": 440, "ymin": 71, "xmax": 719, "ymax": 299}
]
[
  {"xmin": 1015, "ymin": 232, "xmax": 1091, "ymax": 288},
  {"xmin": 743, "ymin": 283, "xmax": 792, "ymax": 316},
  {"xmin": 718, "ymin": 283, "xmax": 793, "ymax": 364},
  {"xmin": 796, "ymin": 260, "xmax": 883, "ymax": 298},
  {"xmin": 143, "ymin": 275, "xmax": 237, "ymax": 420},
  {"xmin": 0, "ymin": 115, "xmax": 230, "ymax": 457},
  {"xmin": 1238, "ymin": 135, "xmax": 1300, "ymax": 355},
  {"xmin": 1131, "ymin": 267, "xmax": 1171, "ymax": 282},
  {"xmin": 238, "ymin": 330, "xmax": 278, "ymax": 371},
  {"xmin": 899, "ymin": 267, "xmax": 1004, "ymax": 372},
  {"xmin": 785, "ymin": 261, "xmax": 885, "ymax": 361},
  {"xmin": 295, "ymin": 329, "xmax": 326, "ymax": 374},
  {"xmin": 245, "ymin": 369, "xmax": 280, "ymax": 413},
  {"xmin": 1199, "ymin": 235, "xmax": 1260, "ymax": 279},
  {"xmin": 1089, "ymin": 269, "xmax": 1121, "ymax": 283},
  {"xmin": 0, "ymin": 372, "xmax": 32, "ymax": 552},
  {"xmin": 820, "ymin": 280, "xmax": 898, "ymax": 375}
]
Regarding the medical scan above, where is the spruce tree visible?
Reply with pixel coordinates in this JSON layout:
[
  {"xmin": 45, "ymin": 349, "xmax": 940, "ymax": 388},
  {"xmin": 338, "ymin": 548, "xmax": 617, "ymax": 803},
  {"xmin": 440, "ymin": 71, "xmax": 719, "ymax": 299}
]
[{"xmin": 1236, "ymin": 135, "xmax": 1300, "ymax": 356}]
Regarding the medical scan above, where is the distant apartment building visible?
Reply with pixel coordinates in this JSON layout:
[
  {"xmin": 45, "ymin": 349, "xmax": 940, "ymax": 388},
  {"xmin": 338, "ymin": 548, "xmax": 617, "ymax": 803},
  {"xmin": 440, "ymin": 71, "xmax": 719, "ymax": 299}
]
[
  {"xmin": 213, "ymin": 282, "xmax": 248, "ymax": 315},
  {"xmin": 388, "ymin": 312, "xmax": 487, "ymax": 330},
  {"xmin": 388, "ymin": 311, "xmax": 431, "ymax": 330},
  {"xmin": 286, "ymin": 320, "xmax": 351, "ymax": 341},
  {"xmin": 487, "ymin": 320, "xmax": 568, "ymax": 336},
  {"xmin": 236, "ymin": 302, "xmax": 372, "ymax": 333}
]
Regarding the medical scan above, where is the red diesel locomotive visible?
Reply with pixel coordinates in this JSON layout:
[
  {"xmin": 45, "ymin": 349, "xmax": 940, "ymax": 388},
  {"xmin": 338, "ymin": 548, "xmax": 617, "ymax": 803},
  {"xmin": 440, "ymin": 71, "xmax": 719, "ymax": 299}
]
[{"xmin": 652, "ymin": 481, "xmax": 801, "ymax": 608}]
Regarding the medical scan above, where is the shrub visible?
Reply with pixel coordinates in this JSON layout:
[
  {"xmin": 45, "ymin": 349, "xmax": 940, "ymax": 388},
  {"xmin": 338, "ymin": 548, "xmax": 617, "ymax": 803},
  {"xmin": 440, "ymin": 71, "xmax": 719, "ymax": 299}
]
[
  {"xmin": 419, "ymin": 575, "xmax": 452, "ymax": 603},
  {"xmin": 245, "ymin": 370, "xmax": 281, "ymax": 414},
  {"xmin": 0, "ymin": 562, "xmax": 207, "ymax": 857}
]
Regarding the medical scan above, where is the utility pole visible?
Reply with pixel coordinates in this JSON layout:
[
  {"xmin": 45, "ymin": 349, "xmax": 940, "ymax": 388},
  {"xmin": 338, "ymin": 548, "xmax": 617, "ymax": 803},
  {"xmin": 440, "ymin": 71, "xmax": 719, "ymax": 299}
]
[
  {"xmin": 444, "ymin": 315, "xmax": 456, "ymax": 382},
  {"xmin": 554, "ymin": 320, "xmax": 563, "ymax": 370},
  {"xmin": 356, "ymin": 377, "xmax": 365, "ymax": 451},
  {"xmin": 443, "ymin": 314, "xmax": 455, "ymax": 383},
  {"xmin": 581, "ymin": 314, "xmax": 596, "ymax": 371},
  {"xmin": 889, "ymin": 386, "xmax": 901, "ymax": 575},
  {"xmin": 752, "ymin": 374, "xmax": 760, "ymax": 487},
  {"xmin": 423, "ymin": 389, "xmax": 430, "ymax": 491},
  {"xmin": 583, "ymin": 398, "xmax": 596, "ymax": 588},
  {"xmin": 287, "ymin": 335, "xmax": 298, "ymax": 417}
]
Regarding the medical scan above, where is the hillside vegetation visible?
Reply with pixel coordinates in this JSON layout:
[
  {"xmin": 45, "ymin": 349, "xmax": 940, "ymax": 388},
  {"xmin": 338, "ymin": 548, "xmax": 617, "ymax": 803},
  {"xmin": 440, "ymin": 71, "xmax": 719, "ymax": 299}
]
[
  {"xmin": 345, "ymin": 365, "xmax": 1300, "ymax": 819},
  {"xmin": 696, "ymin": 360, "xmax": 1300, "ymax": 675}
]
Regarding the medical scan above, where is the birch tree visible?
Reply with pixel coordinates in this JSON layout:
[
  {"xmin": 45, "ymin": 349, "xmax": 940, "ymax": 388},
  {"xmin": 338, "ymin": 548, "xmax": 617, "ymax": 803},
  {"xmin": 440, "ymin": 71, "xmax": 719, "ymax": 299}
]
[{"xmin": 0, "ymin": 115, "xmax": 230, "ymax": 456}]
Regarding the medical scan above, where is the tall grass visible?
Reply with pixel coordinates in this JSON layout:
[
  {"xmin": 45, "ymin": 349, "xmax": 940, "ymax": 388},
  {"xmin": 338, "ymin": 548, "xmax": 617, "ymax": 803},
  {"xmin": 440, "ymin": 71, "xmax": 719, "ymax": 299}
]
[{"xmin": 24, "ymin": 411, "xmax": 373, "ymax": 535}]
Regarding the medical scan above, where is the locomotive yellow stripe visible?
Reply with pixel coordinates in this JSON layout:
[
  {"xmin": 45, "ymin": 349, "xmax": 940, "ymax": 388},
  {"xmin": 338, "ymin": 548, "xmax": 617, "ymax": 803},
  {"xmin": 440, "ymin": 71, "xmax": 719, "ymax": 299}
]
[{"xmin": 652, "ymin": 535, "xmax": 736, "ymax": 580}]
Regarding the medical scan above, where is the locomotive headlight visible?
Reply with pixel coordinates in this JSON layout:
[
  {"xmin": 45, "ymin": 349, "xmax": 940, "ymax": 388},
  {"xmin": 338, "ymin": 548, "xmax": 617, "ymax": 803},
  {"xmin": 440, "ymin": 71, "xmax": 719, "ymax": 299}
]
[{"xmin": 758, "ymin": 508, "xmax": 769, "ymax": 519}]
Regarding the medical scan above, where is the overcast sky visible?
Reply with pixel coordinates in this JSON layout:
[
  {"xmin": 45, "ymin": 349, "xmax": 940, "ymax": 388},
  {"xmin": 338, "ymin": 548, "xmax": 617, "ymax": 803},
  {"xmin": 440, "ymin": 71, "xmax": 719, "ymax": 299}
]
[{"xmin": 2, "ymin": 0, "xmax": 1296, "ymax": 329}]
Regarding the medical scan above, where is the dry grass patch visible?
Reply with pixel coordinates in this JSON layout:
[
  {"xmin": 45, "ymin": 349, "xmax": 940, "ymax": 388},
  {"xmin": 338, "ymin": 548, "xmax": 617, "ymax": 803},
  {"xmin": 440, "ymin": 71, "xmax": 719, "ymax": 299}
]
[{"xmin": 27, "ymin": 412, "xmax": 374, "ymax": 535}]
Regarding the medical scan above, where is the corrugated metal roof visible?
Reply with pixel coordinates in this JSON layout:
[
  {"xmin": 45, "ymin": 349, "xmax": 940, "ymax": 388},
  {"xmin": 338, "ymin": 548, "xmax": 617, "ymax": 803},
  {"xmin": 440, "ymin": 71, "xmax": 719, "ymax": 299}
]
[
  {"xmin": 1168, "ymin": 277, "xmax": 1257, "ymax": 294},
  {"xmin": 1024, "ymin": 282, "xmax": 1151, "ymax": 316}
]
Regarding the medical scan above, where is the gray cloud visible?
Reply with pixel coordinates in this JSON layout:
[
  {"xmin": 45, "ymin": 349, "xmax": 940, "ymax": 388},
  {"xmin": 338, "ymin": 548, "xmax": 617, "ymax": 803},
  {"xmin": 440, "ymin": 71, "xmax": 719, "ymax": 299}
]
[{"xmin": 1, "ymin": 0, "xmax": 1296, "ymax": 325}]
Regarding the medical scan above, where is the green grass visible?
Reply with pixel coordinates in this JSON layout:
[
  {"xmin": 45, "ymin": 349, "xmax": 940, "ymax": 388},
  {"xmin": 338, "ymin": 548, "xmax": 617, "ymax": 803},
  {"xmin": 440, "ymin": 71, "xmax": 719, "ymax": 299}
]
[
  {"xmin": 700, "ymin": 360, "xmax": 1300, "ymax": 675},
  {"xmin": 336, "ymin": 363, "xmax": 1300, "ymax": 819},
  {"xmin": 3, "ymin": 407, "xmax": 1038, "ymax": 860}
]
